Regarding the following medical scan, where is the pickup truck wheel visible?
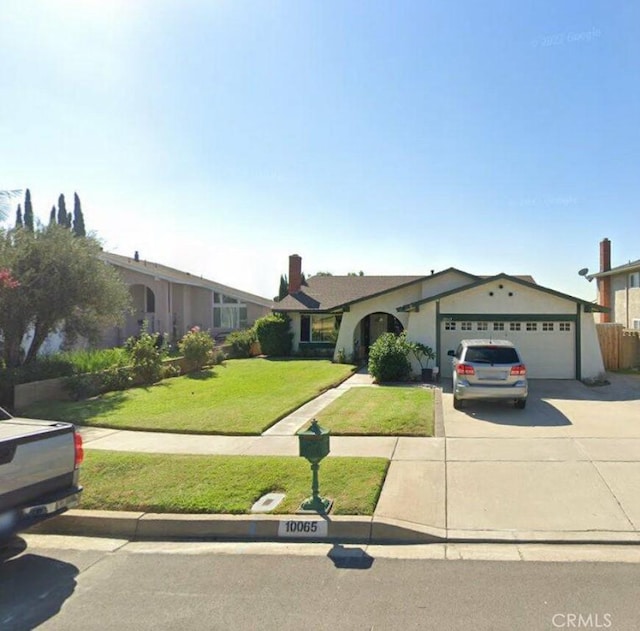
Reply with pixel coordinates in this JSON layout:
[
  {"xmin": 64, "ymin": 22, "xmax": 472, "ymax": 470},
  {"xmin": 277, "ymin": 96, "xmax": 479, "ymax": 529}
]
[
  {"xmin": 453, "ymin": 396, "xmax": 463, "ymax": 410},
  {"xmin": 0, "ymin": 536, "xmax": 26, "ymax": 561}
]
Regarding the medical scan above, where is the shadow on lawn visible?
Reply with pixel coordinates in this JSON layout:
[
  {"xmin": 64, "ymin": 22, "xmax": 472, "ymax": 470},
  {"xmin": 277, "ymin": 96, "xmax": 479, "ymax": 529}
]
[{"xmin": 186, "ymin": 369, "xmax": 217, "ymax": 380}]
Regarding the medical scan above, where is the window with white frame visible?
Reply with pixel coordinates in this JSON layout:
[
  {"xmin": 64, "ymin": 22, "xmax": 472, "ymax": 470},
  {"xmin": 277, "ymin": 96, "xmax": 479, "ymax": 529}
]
[
  {"xmin": 542, "ymin": 322, "xmax": 554, "ymax": 331},
  {"xmin": 526, "ymin": 322, "xmax": 538, "ymax": 331},
  {"xmin": 509, "ymin": 322, "xmax": 521, "ymax": 331},
  {"xmin": 493, "ymin": 322, "xmax": 504, "ymax": 331},
  {"xmin": 633, "ymin": 319, "xmax": 640, "ymax": 330},
  {"xmin": 477, "ymin": 322, "xmax": 488, "ymax": 331},
  {"xmin": 559, "ymin": 322, "xmax": 571, "ymax": 332},
  {"xmin": 213, "ymin": 292, "xmax": 248, "ymax": 329},
  {"xmin": 629, "ymin": 272, "xmax": 640, "ymax": 288},
  {"xmin": 461, "ymin": 322, "xmax": 472, "ymax": 331},
  {"xmin": 444, "ymin": 321, "xmax": 456, "ymax": 330}
]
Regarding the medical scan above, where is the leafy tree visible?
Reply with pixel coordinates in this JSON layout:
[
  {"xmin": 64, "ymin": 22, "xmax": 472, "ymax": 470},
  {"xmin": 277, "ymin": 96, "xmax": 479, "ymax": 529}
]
[
  {"xmin": 15, "ymin": 204, "xmax": 23, "ymax": 228},
  {"xmin": 49, "ymin": 206, "xmax": 56, "ymax": 225},
  {"xmin": 0, "ymin": 224, "xmax": 131, "ymax": 368},
  {"xmin": 316, "ymin": 271, "xmax": 333, "ymax": 276},
  {"xmin": 56, "ymin": 194, "xmax": 67, "ymax": 225},
  {"xmin": 0, "ymin": 189, "xmax": 22, "ymax": 222},
  {"xmin": 23, "ymin": 189, "xmax": 34, "ymax": 232},
  {"xmin": 347, "ymin": 271, "xmax": 365, "ymax": 276},
  {"xmin": 73, "ymin": 193, "xmax": 86, "ymax": 237}
]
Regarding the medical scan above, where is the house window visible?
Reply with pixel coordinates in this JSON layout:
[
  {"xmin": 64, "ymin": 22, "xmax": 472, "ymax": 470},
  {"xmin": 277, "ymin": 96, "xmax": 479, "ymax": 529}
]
[
  {"xmin": 629, "ymin": 272, "xmax": 640, "ymax": 288},
  {"xmin": 633, "ymin": 319, "xmax": 640, "ymax": 330},
  {"xmin": 213, "ymin": 292, "xmax": 247, "ymax": 329},
  {"xmin": 526, "ymin": 322, "xmax": 537, "ymax": 332},
  {"xmin": 300, "ymin": 314, "xmax": 338, "ymax": 343},
  {"xmin": 542, "ymin": 322, "xmax": 554, "ymax": 331},
  {"xmin": 493, "ymin": 322, "xmax": 504, "ymax": 331},
  {"xmin": 444, "ymin": 321, "xmax": 456, "ymax": 330},
  {"xmin": 509, "ymin": 322, "xmax": 521, "ymax": 331},
  {"xmin": 461, "ymin": 322, "xmax": 472, "ymax": 331},
  {"xmin": 559, "ymin": 322, "xmax": 571, "ymax": 332},
  {"xmin": 476, "ymin": 322, "xmax": 488, "ymax": 331}
]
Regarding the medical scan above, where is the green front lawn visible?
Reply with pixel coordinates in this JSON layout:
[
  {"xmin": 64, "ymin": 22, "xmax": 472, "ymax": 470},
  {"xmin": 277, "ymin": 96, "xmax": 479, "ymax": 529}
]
[
  {"xmin": 315, "ymin": 386, "xmax": 434, "ymax": 436},
  {"xmin": 80, "ymin": 451, "xmax": 388, "ymax": 515},
  {"xmin": 23, "ymin": 359, "xmax": 355, "ymax": 435}
]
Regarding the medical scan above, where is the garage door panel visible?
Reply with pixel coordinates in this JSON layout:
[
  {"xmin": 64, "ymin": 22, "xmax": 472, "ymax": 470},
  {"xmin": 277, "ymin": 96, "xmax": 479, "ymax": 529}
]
[{"xmin": 440, "ymin": 322, "xmax": 574, "ymax": 379}]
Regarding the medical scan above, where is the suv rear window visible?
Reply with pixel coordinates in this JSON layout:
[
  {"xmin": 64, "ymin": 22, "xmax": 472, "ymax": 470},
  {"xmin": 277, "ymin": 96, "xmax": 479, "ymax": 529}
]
[{"xmin": 465, "ymin": 346, "xmax": 520, "ymax": 364}]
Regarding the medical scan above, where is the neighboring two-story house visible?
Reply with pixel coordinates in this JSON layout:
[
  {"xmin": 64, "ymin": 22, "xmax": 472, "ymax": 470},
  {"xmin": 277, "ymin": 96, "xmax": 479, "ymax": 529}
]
[
  {"xmin": 589, "ymin": 238, "xmax": 640, "ymax": 330},
  {"xmin": 99, "ymin": 251, "xmax": 273, "ymax": 347}
]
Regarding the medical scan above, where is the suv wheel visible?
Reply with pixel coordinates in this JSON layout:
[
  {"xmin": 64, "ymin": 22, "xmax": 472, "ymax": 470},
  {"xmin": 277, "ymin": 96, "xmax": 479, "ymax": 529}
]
[
  {"xmin": 514, "ymin": 398, "xmax": 527, "ymax": 409},
  {"xmin": 453, "ymin": 396, "xmax": 463, "ymax": 410}
]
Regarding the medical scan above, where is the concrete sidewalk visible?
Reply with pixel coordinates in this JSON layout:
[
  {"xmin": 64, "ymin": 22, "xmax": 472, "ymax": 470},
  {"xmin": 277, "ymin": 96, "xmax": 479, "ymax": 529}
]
[{"xmin": 34, "ymin": 372, "xmax": 640, "ymax": 545}]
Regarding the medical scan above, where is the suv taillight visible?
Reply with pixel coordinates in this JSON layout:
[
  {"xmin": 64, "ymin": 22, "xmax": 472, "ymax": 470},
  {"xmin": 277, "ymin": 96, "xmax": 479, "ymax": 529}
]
[
  {"xmin": 74, "ymin": 431, "xmax": 84, "ymax": 468},
  {"xmin": 456, "ymin": 363, "xmax": 475, "ymax": 376},
  {"xmin": 510, "ymin": 364, "xmax": 527, "ymax": 376}
]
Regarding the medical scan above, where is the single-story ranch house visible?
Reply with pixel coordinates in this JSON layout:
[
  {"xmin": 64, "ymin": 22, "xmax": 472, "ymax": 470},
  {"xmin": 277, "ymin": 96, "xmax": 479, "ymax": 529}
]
[
  {"xmin": 275, "ymin": 254, "xmax": 607, "ymax": 380},
  {"xmin": 99, "ymin": 251, "xmax": 273, "ymax": 346}
]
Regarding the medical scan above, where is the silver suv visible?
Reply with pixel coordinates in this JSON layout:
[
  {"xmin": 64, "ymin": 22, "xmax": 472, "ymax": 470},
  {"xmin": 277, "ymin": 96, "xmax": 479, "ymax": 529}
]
[{"xmin": 448, "ymin": 339, "xmax": 528, "ymax": 410}]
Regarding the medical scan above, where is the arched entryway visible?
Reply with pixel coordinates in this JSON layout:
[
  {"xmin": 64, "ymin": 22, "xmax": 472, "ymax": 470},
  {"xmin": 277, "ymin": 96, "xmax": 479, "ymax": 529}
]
[
  {"xmin": 352, "ymin": 312, "xmax": 404, "ymax": 361},
  {"xmin": 127, "ymin": 283, "xmax": 157, "ymax": 335}
]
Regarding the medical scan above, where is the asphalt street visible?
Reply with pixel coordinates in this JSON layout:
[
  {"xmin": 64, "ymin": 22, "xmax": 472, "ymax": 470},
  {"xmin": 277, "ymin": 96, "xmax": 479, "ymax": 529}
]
[{"xmin": 2, "ymin": 536, "xmax": 639, "ymax": 631}]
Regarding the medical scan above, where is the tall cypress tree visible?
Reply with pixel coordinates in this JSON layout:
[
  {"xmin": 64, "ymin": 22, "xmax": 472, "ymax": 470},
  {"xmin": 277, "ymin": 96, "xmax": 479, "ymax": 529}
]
[
  {"xmin": 66, "ymin": 211, "xmax": 73, "ymax": 229},
  {"xmin": 15, "ymin": 204, "xmax": 23, "ymax": 228},
  {"xmin": 57, "ymin": 194, "xmax": 67, "ymax": 226},
  {"xmin": 72, "ymin": 192, "xmax": 86, "ymax": 237},
  {"xmin": 23, "ymin": 189, "xmax": 34, "ymax": 232},
  {"xmin": 49, "ymin": 206, "xmax": 56, "ymax": 225}
]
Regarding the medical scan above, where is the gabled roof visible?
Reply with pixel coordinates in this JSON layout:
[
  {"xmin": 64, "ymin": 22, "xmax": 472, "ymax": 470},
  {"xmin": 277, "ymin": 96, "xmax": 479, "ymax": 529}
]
[
  {"xmin": 100, "ymin": 251, "xmax": 273, "ymax": 308},
  {"xmin": 275, "ymin": 268, "xmax": 479, "ymax": 312},
  {"xmin": 397, "ymin": 273, "xmax": 609, "ymax": 313},
  {"xmin": 588, "ymin": 259, "xmax": 640, "ymax": 279}
]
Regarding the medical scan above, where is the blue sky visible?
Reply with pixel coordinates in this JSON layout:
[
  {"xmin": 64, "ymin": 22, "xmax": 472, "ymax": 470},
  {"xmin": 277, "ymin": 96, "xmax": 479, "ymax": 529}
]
[{"xmin": 1, "ymin": 0, "xmax": 638, "ymax": 300}]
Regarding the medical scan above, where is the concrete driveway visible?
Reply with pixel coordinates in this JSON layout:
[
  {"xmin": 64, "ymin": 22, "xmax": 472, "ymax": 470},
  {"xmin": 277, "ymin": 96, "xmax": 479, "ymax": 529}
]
[{"xmin": 439, "ymin": 373, "xmax": 640, "ymax": 540}]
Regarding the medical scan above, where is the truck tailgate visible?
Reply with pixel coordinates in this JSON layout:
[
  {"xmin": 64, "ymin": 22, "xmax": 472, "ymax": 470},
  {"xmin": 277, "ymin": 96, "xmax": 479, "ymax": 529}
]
[{"xmin": 0, "ymin": 419, "xmax": 76, "ymax": 513}]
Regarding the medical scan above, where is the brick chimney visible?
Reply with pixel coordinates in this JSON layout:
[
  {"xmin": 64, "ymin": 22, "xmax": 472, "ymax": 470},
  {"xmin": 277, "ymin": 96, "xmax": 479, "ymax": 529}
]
[
  {"xmin": 598, "ymin": 238, "xmax": 612, "ymax": 323},
  {"xmin": 600, "ymin": 238, "xmax": 611, "ymax": 273},
  {"xmin": 288, "ymin": 254, "xmax": 302, "ymax": 294}
]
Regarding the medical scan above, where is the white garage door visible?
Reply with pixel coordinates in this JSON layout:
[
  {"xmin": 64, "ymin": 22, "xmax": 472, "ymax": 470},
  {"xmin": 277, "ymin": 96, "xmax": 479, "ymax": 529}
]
[{"xmin": 440, "ymin": 320, "xmax": 575, "ymax": 379}]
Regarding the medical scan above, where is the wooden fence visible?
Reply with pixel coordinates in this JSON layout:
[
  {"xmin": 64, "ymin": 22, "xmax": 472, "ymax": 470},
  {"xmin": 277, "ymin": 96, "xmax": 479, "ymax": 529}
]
[{"xmin": 596, "ymin": 323, "xmax": 640, "ymax": 370}]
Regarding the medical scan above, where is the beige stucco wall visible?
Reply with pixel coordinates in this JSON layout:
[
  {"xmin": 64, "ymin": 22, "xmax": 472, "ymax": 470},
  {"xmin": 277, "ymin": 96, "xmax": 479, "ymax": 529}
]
[
  {"xmin": 612, "ymin": 274, "xmax": 640, "ymax": 327},
  {"xmin": 580, "ymin": 311, "xmax": 606, "ymax": 378}
]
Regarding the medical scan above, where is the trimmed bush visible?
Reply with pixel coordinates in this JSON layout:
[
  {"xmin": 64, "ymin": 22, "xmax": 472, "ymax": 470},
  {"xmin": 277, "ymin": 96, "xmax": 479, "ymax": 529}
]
[
  {"xmin": 225, "ymin": 328, "xmax": 257, "ymax": 359},
  {"xmin": 126, "ymin": 330, "xmax": 166, "ymax": 385},
  {"xmin": 368, "ymin": 333, "xmax": 412, "ymax": 383},
  {"xmin": 178, "ymin": 326, "xmax": 215, "ymax": 371},
  {"xmin": 254, "ymin": 313, "xmax": 292, "ymax": 357}
]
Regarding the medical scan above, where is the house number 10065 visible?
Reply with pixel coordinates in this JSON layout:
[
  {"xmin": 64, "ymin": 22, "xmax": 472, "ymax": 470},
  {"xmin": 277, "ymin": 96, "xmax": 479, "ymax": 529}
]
[{"xmin": 278, "ymin": 520, "xmax": 328, "ymax": 537}]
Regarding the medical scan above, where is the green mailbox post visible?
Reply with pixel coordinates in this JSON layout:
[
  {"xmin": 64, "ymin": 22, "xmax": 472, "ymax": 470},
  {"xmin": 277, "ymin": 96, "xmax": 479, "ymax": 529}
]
[{"xmin": 298, "ymin": 419, "xmax": 332, "ymax": 513}]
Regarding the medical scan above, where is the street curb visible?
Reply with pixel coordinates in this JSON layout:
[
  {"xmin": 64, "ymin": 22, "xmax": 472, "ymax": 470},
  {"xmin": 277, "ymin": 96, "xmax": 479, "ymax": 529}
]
[{"xmin": 27, "ymin": 510, "xmax": 640, "ymax": 545}]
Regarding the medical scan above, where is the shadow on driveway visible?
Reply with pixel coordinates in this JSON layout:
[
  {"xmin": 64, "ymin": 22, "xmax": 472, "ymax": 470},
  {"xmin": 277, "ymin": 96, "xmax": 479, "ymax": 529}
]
[{"xmin": 440, "ymin": 379, "xmax": 573, "ymax": 427}]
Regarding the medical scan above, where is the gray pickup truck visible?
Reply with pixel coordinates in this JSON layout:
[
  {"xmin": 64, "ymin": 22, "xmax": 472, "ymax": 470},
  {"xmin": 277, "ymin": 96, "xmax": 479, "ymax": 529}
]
[{"xmin": 0, "ymin": 407, "xmax": 83, "ymax": 543}]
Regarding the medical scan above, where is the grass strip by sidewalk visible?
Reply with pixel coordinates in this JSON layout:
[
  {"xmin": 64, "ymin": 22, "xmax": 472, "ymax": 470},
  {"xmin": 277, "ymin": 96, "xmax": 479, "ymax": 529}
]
[
  {"xmin": 314, "ymin": 386, "xmax": 434, "ymax": 436},
  {"xmin": 22, "ymin": 358, "xmax": 355, "ymax": 435},
  {"xmin": 80, "ymin": 451, "xmax": 389, "ymax": 516}
]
